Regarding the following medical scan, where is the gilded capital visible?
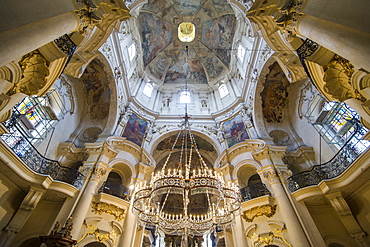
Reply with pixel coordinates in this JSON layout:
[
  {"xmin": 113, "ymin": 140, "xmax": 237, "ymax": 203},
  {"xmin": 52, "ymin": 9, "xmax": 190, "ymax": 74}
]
[
  {"xmin": 90, "ymin": 165, "xmax": 108, "ymax": 181},
  {"xmin": 262, "ymin": 170, "xmax": 280, "ymax": 185},
  {"xmin": 275, "ymin": 0, "xmax": 304, "ymax": 41}
]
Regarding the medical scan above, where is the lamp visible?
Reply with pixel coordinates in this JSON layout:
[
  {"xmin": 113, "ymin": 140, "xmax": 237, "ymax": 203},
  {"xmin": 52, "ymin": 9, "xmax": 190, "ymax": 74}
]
[{"xmin": 133, "ymin": 47, "xmax": 240, "ymax": 245}]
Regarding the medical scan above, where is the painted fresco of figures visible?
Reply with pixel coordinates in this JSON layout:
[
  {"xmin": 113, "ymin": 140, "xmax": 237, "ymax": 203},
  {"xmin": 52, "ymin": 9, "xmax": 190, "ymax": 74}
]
[{"xmin": 122, "ymin": 113, "xmax": 148, "ymax": 147}]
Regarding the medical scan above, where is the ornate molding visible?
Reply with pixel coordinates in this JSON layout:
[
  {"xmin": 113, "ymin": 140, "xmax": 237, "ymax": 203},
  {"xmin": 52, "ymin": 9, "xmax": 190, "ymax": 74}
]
[
  {"xmin": 251, "ymin": 228, "xmax": 292, "ymax": 247},
  {"xmin": 323, "ymin": 55, "xmax": 363, "ymax": 102},
  {"xmin": 90, "ymin": 165, "xmax": 108, "ymax": 181},
  {"xmin": 242, "ymin": 205, "xmax": 277, "ymax": 222},
  {"xmin": 275, "ymin": 0, "xmax": 304, "ymax": 41},
  {"xmin": 262, "ymin": 170, "xmax": 280, "ymax": 184},
  {"xmin": 10, "ymin": 51, "xmax": 49, "ymax": 96},
  {"xmin": 91, "ymin": 201, "xmax": 126, "ymax": 221},
  {"xmin": 78, "ymin": 222, "xmax": 119, "ymax": 244}
]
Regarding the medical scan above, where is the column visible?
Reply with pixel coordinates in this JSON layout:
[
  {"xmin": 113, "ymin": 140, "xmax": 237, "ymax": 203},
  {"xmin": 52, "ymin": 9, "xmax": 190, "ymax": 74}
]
[
  {"xmin": 70, "ymin": 162, "xmax": 110, "ymax": 239},
  {"xmin": 0, "ymin": 12, "xmax": 79, "ymax": 67},
  {"xmin": 254, "ymin": 146, "xmax": 311, "ymax": 247},
  {"xmin": 224, "ymin": 228, "xmax": 235, "ymax": 247},
  {"xmin": 0, "ymin": 186, "xmax": 45, "ymax": 247},
  {"xmin": 296, "ymin": 14, "xmax": 370, "ymax": 71},
  {"xmin": 300, "ymin": 0, "xmax": 370, "ymax": 33},
  {"xmin": 119, "ymin": 204, "xmax": 139, "ymax": 247},
  {"xmin": 232, "ymin": 215, "xmax": 248, "ymax": 247},
  {"xmin": 261, "ymin": 168, "xmax": 310, "ymax": 247}
]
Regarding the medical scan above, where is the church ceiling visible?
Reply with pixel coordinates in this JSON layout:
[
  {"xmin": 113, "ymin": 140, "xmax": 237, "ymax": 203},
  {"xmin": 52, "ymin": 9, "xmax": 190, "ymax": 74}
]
[{"xmin": 138, "ymin": 0, "xmax": 236, "ymax": 86}]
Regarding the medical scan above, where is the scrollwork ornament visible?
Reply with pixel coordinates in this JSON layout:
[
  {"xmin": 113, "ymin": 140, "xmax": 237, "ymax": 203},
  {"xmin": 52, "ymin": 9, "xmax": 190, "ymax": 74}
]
[
  {"xmin": 263, "ymin": 170, "xmax": 280, "ymax": 185},
  {"xmin": 74, "ymin": 1, "xmax": 101, "ymax": 33},
  {"xmin": 91, "ymin": 166, "xmax": 107, "ymax": 181}
]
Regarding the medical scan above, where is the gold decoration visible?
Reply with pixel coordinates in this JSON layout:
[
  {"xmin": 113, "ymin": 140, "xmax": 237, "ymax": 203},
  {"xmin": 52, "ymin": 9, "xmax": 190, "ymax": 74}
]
[
  {"xmin": 77, "ymin": 222, "xmax": 118, "ymax": 244},
  {"xmin": 74, "ymin": 3, "xmax": 100, "ymax": 33},
  {"xmin": 275, "ymin": 0, "xmax": 303, "ymax": 41},
  {"xmin": 323, "ymin": 54, "xmax": 364, "ymax": 102},
  {"xmin": 251, "ymin": 228, "xmax": 292, "ymax": 247},
  {"xmin": 91, "ymin": 201, "xmax": 125, "ymax": 220},
  {"xmin": 11, "ymin": 51, "xmax": 49, "ymax": 96},
  {"xmin": 242, "ymin": 205, "xmax": 277, "ymax": 222}
]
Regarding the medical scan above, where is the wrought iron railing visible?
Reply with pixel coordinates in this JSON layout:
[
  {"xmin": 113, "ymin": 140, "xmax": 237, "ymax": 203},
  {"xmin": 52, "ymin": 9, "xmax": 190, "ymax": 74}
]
[
  {"xmin": 288, "ymin": 120, "xmax": 369, "ymax": 192},
  {"xmin": 1, "ymin": 104, "xmax": 84, "ymax": 189},
  {"xmin": 240, "ymin": 182, "xmax": 271, "ymax": 201},
  {"xmin": 99, "ymin": 180, "xmax": 131, "ymax": 201},
  {"xmin": 0, "ymin": 133, "xmax": 84, "ymax": 189}
]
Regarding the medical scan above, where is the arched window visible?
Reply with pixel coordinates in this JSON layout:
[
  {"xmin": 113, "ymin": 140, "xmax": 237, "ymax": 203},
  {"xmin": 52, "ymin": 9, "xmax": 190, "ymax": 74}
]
[
  {"xmin": 237, "ymin": 44, "xmax": 246, "ymax": 62},
  {"xmin": 128, "ymin": 43, "xmax": 136, "ymax": 61},
  {"xmin": 180, "ymin": 91, "xmax": 191, "ymax": 103},
  {"xmin": 219, "ymin": 84, "xmax": 229, "ymax": 98},
  {"xmin": 143, "ymin": 82, "xmax": 153, "ymax": 97},
  {"xmin": 248, "ymin": 174, "xmax": 262, "ymax": 186}
]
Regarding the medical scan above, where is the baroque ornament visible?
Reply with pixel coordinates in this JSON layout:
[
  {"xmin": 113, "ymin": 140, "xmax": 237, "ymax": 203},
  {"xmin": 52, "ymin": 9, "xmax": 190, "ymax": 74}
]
[
  {"xmin": 251, "ymin": 228, "xmax": 292, "ymax": 247},
  {"xmin": 78, "ymin": 222, "xmax": 118, "ymax": 244},
  {"xmin": 242, "ymin": 205, "xmax": 277, "ymax": 222},
  {"xmin": 92, "ymin": 202, "xmax": 126, "ymax": 220},
  {"xmin": 14, "ymin": 51, "xmax": 49, "ymax": 96}
]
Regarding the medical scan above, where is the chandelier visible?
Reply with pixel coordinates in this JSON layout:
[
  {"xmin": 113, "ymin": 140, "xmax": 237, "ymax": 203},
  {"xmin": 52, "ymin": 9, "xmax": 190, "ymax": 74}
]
[{"xmin": 133, "ymin": 113, "xmax": 241, "ymax": 242}]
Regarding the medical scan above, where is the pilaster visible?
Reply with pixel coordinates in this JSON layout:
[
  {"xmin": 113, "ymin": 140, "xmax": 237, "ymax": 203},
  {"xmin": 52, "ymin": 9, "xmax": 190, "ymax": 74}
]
[{"xmin": 326, "ymin": 191, "xmax": 369, "ymax": 246}]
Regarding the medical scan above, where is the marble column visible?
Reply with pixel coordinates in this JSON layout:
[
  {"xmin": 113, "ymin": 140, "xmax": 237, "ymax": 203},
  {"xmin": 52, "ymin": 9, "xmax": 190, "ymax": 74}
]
[
  {"xmin": 297, "ymin": 14, "xmax": 370, "ymax": 71},
  {"xmin": 261, "ymin": 168, "xmax": 310, "ymax": 247},
  {"xmin": 0, "ymin": 12, "xmax": 79, "ymax": 67},
  {"xmin": 70, "ymin": 162, "xmax": 110, "ymax": 239}
]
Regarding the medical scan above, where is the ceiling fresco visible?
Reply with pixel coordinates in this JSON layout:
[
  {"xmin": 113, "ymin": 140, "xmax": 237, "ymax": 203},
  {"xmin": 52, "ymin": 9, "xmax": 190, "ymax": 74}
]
[{"xmin": 138, "ymin": 0, "xmax": 236, "ymax": 86}]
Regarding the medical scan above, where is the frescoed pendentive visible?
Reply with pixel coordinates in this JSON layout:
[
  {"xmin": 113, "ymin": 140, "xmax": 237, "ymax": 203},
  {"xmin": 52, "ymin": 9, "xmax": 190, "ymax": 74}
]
[
  {"xmin": 201, "ymin": 14, "xmax": 236, "ymax": 66},
  {"xmin": 260, "ymin": 62, "xmax": 290, "ymax": 123},
  {"xmin": 81, "ymin": 60, "xmax": 110, "ymax": 120},
  {"xmin": 139, "ymin": 12, "xmax": 172, "ymax": 66},
  {"xmin": 122, "ymin": 113, "xmax": 148, "ymax": 147},
  {"xmin": 224, "ymin": 114, "xmax": 249, "ymax": 148}
]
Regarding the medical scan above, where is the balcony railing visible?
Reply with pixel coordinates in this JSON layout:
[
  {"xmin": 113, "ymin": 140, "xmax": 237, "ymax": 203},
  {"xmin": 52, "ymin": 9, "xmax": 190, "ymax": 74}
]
[
  {"xmin": 288, "ymin": 120, "xmax": 369, "ymax": 192},
  {"xmin": 99, "ymin": 180, "xmax": 131, "ymax": 201},
  {"xmin": 240, "ymin": 182, "xmax": 271, "ymax": 201},
  {"xmin": 0, "ymin": 133, "xmax": 84, "ymax": 189}
]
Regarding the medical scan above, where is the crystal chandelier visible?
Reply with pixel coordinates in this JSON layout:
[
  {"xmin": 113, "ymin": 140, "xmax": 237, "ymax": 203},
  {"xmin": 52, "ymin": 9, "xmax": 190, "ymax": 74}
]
[{"xmin": 133, "ymin": 113, "xmax": 241, "ymax": 242}]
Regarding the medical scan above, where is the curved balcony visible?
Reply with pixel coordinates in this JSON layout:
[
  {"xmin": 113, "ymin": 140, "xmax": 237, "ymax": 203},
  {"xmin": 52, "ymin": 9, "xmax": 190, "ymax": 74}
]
[
  {"xmin": 288, "ymin": 123, "xmax": 369, "ymax": 192},
  {"xmin": 0, "ymin": 134, "xmax": 84, "ymax": 189},
  {"xmin": 98, "ymin": 180, "xmax": 131, "ymax": 201},
  {"xmin": 240, "ymin": 182, "xmax": 271, "ymax": 202}
]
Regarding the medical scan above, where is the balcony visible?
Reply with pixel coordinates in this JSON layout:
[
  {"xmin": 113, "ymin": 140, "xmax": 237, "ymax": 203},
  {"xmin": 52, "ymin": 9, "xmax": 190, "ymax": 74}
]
[
  {"xmin": 288, "ymin": 125, "xmax": 369, "ymax": 192},
  {"xmin": 98, "ymin": 180, "xmax": 131, "ymax": 201},
  {"xmin": 240, "ymin": 182, "xmax": 271, "ymax": 202}
]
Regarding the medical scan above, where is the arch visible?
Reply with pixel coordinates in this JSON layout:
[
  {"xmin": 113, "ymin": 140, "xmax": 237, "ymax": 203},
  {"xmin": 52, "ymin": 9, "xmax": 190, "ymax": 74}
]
[
  {"xmin": 84, "ymin": 241, "xmax": 107, "ymax": 247},
  {"xmin": 324, "ymin": 235, "xmax": 355, "ymax": 247},
  {"xmin": 149, "ymin": 128, "xmax": 221, "ymax": 156},
  {"xmin": 248, "ymin": 173, "xmax": 262, "ymax": 186},
  {"xmin": 233, "ymin": 159, "xmax": 262, "ymax": 183},
  {"xmin": 108, "ymin": 159, "xmax": 135, "ymax": 184},
  {"xmin": 18, "ymin": 237, "xmax": 42, "ymax": 247}
]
